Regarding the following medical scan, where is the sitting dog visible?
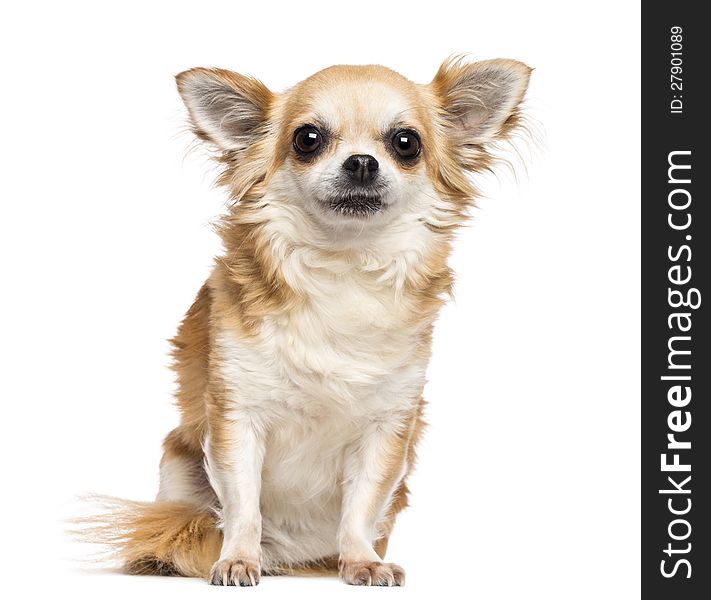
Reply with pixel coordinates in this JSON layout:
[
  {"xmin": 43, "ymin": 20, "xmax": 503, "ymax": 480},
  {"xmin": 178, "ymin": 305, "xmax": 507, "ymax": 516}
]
[{"xmin": 86, "ymin": 56, "xmax": 531, "ymax": 586}]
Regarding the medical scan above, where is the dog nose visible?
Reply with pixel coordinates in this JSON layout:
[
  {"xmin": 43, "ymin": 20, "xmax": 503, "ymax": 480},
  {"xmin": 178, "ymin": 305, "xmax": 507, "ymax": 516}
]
[{"xmin": 342, "ymin": 154, "xmax": 379, "ymax": 184}]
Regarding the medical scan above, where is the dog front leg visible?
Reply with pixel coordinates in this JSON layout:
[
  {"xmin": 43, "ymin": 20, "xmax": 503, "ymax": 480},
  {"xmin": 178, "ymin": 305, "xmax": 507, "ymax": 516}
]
[
  {"xmin": 338, "ymin": 422, "xmax": 409, "ymax": 586},
  {"xmin": 205, "ymin": 414, "xmax": 265, "ymax": 586}
]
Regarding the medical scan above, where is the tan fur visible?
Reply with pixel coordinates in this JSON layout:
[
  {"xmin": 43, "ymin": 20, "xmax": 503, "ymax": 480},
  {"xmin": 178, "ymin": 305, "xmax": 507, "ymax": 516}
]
[
  {"xmin": 79, "ymin": 56, "xmax": 530, "ymax": 585},
  {"xmin": 76, "ymin": 497, "xmax": 221, "ymax": 578},
  {"xmin": 166, "ymin": 284, "xmax": 212, "ymax": 454}
]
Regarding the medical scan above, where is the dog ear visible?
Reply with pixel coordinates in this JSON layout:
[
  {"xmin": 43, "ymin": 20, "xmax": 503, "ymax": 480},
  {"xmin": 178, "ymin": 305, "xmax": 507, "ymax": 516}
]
[
  {"xmin": 176, "ymin": 68, "xmax": 274, "ymax": 151},
  {"xmin": 431, "ymin": 57, "xmax": 531, "ymax": 146}
]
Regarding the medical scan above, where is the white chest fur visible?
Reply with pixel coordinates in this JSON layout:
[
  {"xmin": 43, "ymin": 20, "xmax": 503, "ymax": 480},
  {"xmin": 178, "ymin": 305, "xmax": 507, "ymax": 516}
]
[{"xmin": 216, "ymin": 259, "xmax": 428, "ymax": 419}]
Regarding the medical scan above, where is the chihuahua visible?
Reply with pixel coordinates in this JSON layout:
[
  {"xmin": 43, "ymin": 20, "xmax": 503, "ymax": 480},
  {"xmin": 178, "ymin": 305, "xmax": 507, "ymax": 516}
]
[{"xmin": 87, "ymin": 57, "xmax": 531, "ymax": 586}]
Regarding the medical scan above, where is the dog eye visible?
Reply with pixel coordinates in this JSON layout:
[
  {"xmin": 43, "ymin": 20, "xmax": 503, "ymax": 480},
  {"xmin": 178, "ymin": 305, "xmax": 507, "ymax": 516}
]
[
  {"xmin": 293, "ymin": 126, "xmax": 323, "ymax": 154},
  {"xmin": 391, "ymin": 130, "xmax": 421, "ymax": 159}
]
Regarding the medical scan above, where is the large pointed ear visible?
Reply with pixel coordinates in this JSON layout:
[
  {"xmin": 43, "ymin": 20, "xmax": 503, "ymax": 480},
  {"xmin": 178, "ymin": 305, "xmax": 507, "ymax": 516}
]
[
  {"xmin": 431, "ymin": 57, "xmax": 531, "ymax": 145},
  {"xmin": 176, "ymin": 67, "xmax": 274, "ymax": 151}
]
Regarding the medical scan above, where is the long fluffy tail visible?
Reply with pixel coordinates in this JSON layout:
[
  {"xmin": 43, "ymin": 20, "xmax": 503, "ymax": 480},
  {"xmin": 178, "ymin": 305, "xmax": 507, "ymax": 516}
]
[{"xmin": 74, "ymin": 496, "xmax": 222, "ymax": 578}]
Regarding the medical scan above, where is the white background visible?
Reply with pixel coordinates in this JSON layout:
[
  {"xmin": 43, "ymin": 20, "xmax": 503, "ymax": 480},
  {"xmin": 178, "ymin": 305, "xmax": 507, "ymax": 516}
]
[{"xmin": 0, "ymin": 1, "xmax": 640, "ymax": 598}]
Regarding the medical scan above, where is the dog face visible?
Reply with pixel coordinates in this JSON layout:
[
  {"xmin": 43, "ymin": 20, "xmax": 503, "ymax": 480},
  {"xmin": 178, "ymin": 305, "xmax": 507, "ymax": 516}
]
[
  {"xmin": 176, "ymin": 58, "xmax": 531, "ymax": 237},
  {"xmin": 276, "ymin": 66, "xmax": 434, "ymax": 230}
]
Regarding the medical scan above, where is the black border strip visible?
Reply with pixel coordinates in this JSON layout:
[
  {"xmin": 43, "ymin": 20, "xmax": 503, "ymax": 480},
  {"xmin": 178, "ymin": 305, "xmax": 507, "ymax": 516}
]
[{"xmin": 642, "ymin": 4, "xmax": 709, "ymax": 599}]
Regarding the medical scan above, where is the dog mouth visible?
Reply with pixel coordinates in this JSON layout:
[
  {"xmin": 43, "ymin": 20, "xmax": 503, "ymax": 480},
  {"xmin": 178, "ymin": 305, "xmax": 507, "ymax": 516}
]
[{"xmin": 326, "ymin": 193, "xmax": 383, "ymax": 217}]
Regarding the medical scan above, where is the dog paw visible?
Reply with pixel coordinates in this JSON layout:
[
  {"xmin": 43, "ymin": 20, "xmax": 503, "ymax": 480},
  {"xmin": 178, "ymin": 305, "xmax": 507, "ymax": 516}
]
[
  {"xmin": 339, "ymin": 559, "xmax": 405, "ymax": 586},
  {"xmin": 209, "ymin": 558, "xmax": 261, "ymax": 586}
]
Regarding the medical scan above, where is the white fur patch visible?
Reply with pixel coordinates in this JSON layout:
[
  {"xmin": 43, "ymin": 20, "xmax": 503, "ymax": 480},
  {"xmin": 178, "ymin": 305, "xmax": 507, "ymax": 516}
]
[{"xmin": 208, "ymin": 212, "xmax": 434, "ymax": 568}]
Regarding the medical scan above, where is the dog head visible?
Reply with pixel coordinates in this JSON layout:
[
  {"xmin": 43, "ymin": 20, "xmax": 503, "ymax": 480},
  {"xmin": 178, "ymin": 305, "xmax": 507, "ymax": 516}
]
[{"xmin": 176, "ymin": 57, "xmax": 531, "ymax": 239}]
